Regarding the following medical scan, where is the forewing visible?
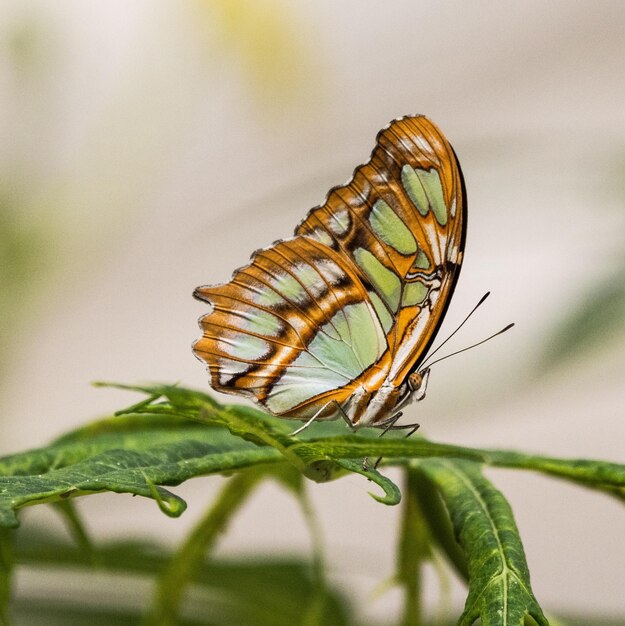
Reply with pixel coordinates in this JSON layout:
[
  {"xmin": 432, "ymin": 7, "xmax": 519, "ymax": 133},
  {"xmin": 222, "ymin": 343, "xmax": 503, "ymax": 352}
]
[
  {"xmin": 193, "ymin": 236, "xmax": 388, "ymax": 419},
  {"xmin": 296, "ymin": 115, "xmax": 466, "ymax": 384}
]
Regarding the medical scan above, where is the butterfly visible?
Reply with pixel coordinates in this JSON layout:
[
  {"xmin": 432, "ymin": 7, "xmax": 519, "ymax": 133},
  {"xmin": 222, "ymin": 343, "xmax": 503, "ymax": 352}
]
[{"xmin": 193, "ymin": 115, "xmax": 466, "ymax": 431}]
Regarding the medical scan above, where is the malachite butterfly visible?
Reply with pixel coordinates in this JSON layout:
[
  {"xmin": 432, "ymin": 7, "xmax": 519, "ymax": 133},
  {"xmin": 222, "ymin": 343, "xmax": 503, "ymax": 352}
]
[{"xmin": 193, "ymin": 115, "xmax": 466, "ymax": 430}]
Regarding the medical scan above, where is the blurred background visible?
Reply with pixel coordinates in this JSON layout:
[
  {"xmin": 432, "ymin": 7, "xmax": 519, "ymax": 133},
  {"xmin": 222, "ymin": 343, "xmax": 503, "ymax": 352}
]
[{"xmin": 1, "ymin": 0, "xmax": 624, "ymax": 622}]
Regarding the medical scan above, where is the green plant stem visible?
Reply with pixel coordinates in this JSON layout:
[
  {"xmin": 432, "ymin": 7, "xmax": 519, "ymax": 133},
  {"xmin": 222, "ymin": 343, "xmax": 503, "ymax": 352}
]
[
  {"xmin": 53, "ymin": 500, "xmax": 97, "ymax": 564},
  {"xmin": 397, "ymin": 467, "xmax": 432, "ymax": 626},
  {"xmin": 0, "ymin": 528, "xmax": 12, "ymax": 626},
  {"xmin": 144, "ymin": 469, "xmax": 265, "ymax": 626},
  {"xmin": 296, "ymin": 486, "xmax": 329, "ymax": 626}
]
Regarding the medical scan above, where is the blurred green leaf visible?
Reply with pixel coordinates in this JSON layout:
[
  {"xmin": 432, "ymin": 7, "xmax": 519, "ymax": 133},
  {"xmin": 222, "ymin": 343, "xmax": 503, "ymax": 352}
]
[
  {"xmin": 11, "ymin": 528, "xmax": 351, "ymax": 626},
  {"xmin": 5, "ymin": 14, "xmax": 49, "ymax": 74},
  {"xmin": 0, "ymin": 200, "xmax": 51, "ymax": 376},
  {"xmin": 147, "ymin": 469, "xmax": 268, "ymax": 625},
  {"xmin": 541, "ymin": 267, "xmax": 625, "ymax": 369},
  {"xmin": 52, "ymin": 499, "xmax": 96, "ymax": 562},
  {"xmin": 10, "ymin": 603, "xmax": 153, "ymax": 626},
  {"xmin": 413, "ymin": 469, "xmax": 468, "ymax": 582},
  {"xmin": 556, "ymin": 617, "xmax": 625, "ymax": 626},
  {"xmin": 482, "ymin": 449, "xmax": 625, "ymax": 501}
]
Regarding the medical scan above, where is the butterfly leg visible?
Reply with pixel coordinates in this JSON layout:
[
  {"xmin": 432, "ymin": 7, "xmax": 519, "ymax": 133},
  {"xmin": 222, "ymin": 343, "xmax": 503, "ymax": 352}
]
[
  {"xmin": 368, "ymin": 413, "xmax": 421, "ymax": 470},
  {"xmin": 376, "ymin": 411, "xmax": 404, "ymax": 435},
  {"xmin": 362, "ymin": 413, "xmax": 402, "ymax": 470},
  {"xmin": 336, "ymin": 401, "xmax": 355, "ymax": 430},
  {"xmin": 383, "ymin": 420, "xmax": 421, "ymax": 436},
  {"xmin": 290, "ymin": 403, "xmax": 331, "ymax": 436},
  {"xmin": 290, "ymin": 400, "xmax": 351, "ymax": 436}
]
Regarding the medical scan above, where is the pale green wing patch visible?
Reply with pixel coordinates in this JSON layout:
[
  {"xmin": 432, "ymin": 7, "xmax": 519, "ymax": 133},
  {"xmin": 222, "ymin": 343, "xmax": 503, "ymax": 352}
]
[
  {"xmin": 249, "ymin": 286, "xmax": 286, "ymax": 308},
  {"xmin": 218, "ymin": 335, "xmax": 272, "ymax": 361},
  {"xmin": 401, "ymin": 165, "xmax": 428, "ymax": 217},
  {"xmin": 338, "ymin": 301, "xmax": 386, "ymax": 367},
  {"xmin": 292, "ymin": 262, "xmax": 322, "ymax": 291},
  {"xmin": 402, "ymin": 282, "xmax": 429, "ymax": 307},
  {"xmin": 265, "ymin": 354, "xmax": 350, "ymax": 414},
  {"xmin": 268, "ymin": 272, "xmax": 308, "ymax": 304},
  {"xmin": 401, "ymin": 165, "xmax": 448, "ymax": 226},
  {"xmin": 369, "ymin": 199, "xmax": 417, "ymax": 255},
  {"xmin": 415, "ymin": 249, "xmax": 430, "ymax": 270},
  {"xmin": 329, "ymin": 208, "xmax": 351, "ymax": 235},
  {"xmin": 353, "ymin": 247, "xmax": 401, "ymax": 312},
  {"xmin": 306, "ymin": 227, "xmax": 334, "ymax": 248},
  {"xmin": 234, "ymin": 309, "xmax": 284, "ymax": 337},
  {"xmin": 265, "ymin": 301, "xmax": 386, "ymax": 413}
]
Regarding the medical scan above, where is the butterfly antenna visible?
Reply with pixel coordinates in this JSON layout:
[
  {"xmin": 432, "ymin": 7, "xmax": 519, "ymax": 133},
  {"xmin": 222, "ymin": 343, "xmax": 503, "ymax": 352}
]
[
  {"xmin": 424, "ymin": 323, "xmax": 515, "ymax": 369},
  {"xmin": 420, "ymin": 292, "xmax": 491, "ymax": 369}
]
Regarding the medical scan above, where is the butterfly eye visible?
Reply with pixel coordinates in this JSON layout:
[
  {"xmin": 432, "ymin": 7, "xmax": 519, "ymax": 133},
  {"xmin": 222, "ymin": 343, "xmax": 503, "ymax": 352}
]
[{"xmin": 408, "ymin": 372, "xmax": 423, "ymax": 391}]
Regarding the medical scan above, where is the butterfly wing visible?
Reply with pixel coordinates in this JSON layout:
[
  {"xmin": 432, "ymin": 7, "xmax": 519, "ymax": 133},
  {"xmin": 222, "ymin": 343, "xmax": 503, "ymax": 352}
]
[
  {"xmin": 193, "ymin": 236, "xmax": 389, "ymax": 419},
  {"xmin": 194, "ymin": 115, "xmax": 466, "ymax": 421},
  {"xmin": 296, "ymin": 115, "xmax": 466, "ymax": 385}
]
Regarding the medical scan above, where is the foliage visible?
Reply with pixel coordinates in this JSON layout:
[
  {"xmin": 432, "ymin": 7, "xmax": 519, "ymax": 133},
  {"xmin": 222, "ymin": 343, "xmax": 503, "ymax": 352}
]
[
  {"xmin": 0, "ymin": 383, "xmax": 624, "ymax": 625},
  {"xmin": 540, "ymin": 264, "xmax": 625, "ymax": 368}
]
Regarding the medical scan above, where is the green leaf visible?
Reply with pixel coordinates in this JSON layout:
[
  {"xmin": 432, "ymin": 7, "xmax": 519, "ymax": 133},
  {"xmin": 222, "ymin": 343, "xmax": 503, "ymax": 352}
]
[
  {"xmin": 2, "ymin": 383, "xmax": 625, "ymax": 530},
  {"xmin": 540, "ymin": 267, "xmax": 625, "ymax": 368},
  {"xmin": 0, "ymin": 416, "xmax": 282, "ymax": 528},
  {"xmin": 0, "ymin": 202, "xmax": 52, "ymax": 379},
  {"xmin": 2, "ymin": 379, "xmax": 623, "ymax": 625},
  {"xmin": 95, "ymin": 386, "xmax": 625, "ymax": 497},
  {"xmin": 482, "ymin": 449, "xmax": 625, "ymax": 501},
  {"xmin": 10, "ymin": 602, "xmax": 155, "ymax": 626},
  {"xmin": 418, "ymin": 459, "xmax": 548, "ymax": 626},
  {"xmin": 102, "ymin": 383, "xmax": 315, "ymax": 473},
  {"xmin": 333, "ymin": 459, "xmax": 401, "ymax": 505},
  {"xmin": 413, "ymin": 469, "xmax": 468, "ymax": 582}
]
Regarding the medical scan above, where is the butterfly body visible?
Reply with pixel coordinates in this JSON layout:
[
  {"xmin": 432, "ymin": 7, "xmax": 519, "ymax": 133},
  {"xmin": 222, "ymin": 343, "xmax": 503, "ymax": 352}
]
[{"xmin": 194, "ymin": 115, "xmax": 466, "ymax": 429}]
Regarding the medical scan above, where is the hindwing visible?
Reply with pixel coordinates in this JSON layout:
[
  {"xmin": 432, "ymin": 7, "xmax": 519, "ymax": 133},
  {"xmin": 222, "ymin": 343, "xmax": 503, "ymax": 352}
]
[{"xmin": 193, "ymin": 237, "xmax": 389, "ymax": 418}]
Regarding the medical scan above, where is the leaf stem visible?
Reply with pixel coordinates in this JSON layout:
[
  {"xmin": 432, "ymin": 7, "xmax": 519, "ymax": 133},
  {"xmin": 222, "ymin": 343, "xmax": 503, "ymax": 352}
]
[
  {"xmin": 296, "ymin": 485, "xmax": 329, "ymax": 626},
  {"xmin": 0, "ymin": 528, "xmax": 12, "ymax": 626},
  {"xmin": 144, "ymin": 469, "xmax": 264, "ymax": 626},
  {"xmin": 53, "ymin": 500, "xmax": 97, "ymax": 564},
  {"xmin": 397, "ymin": 467, "xmax": 432, "ymax": 626}
]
